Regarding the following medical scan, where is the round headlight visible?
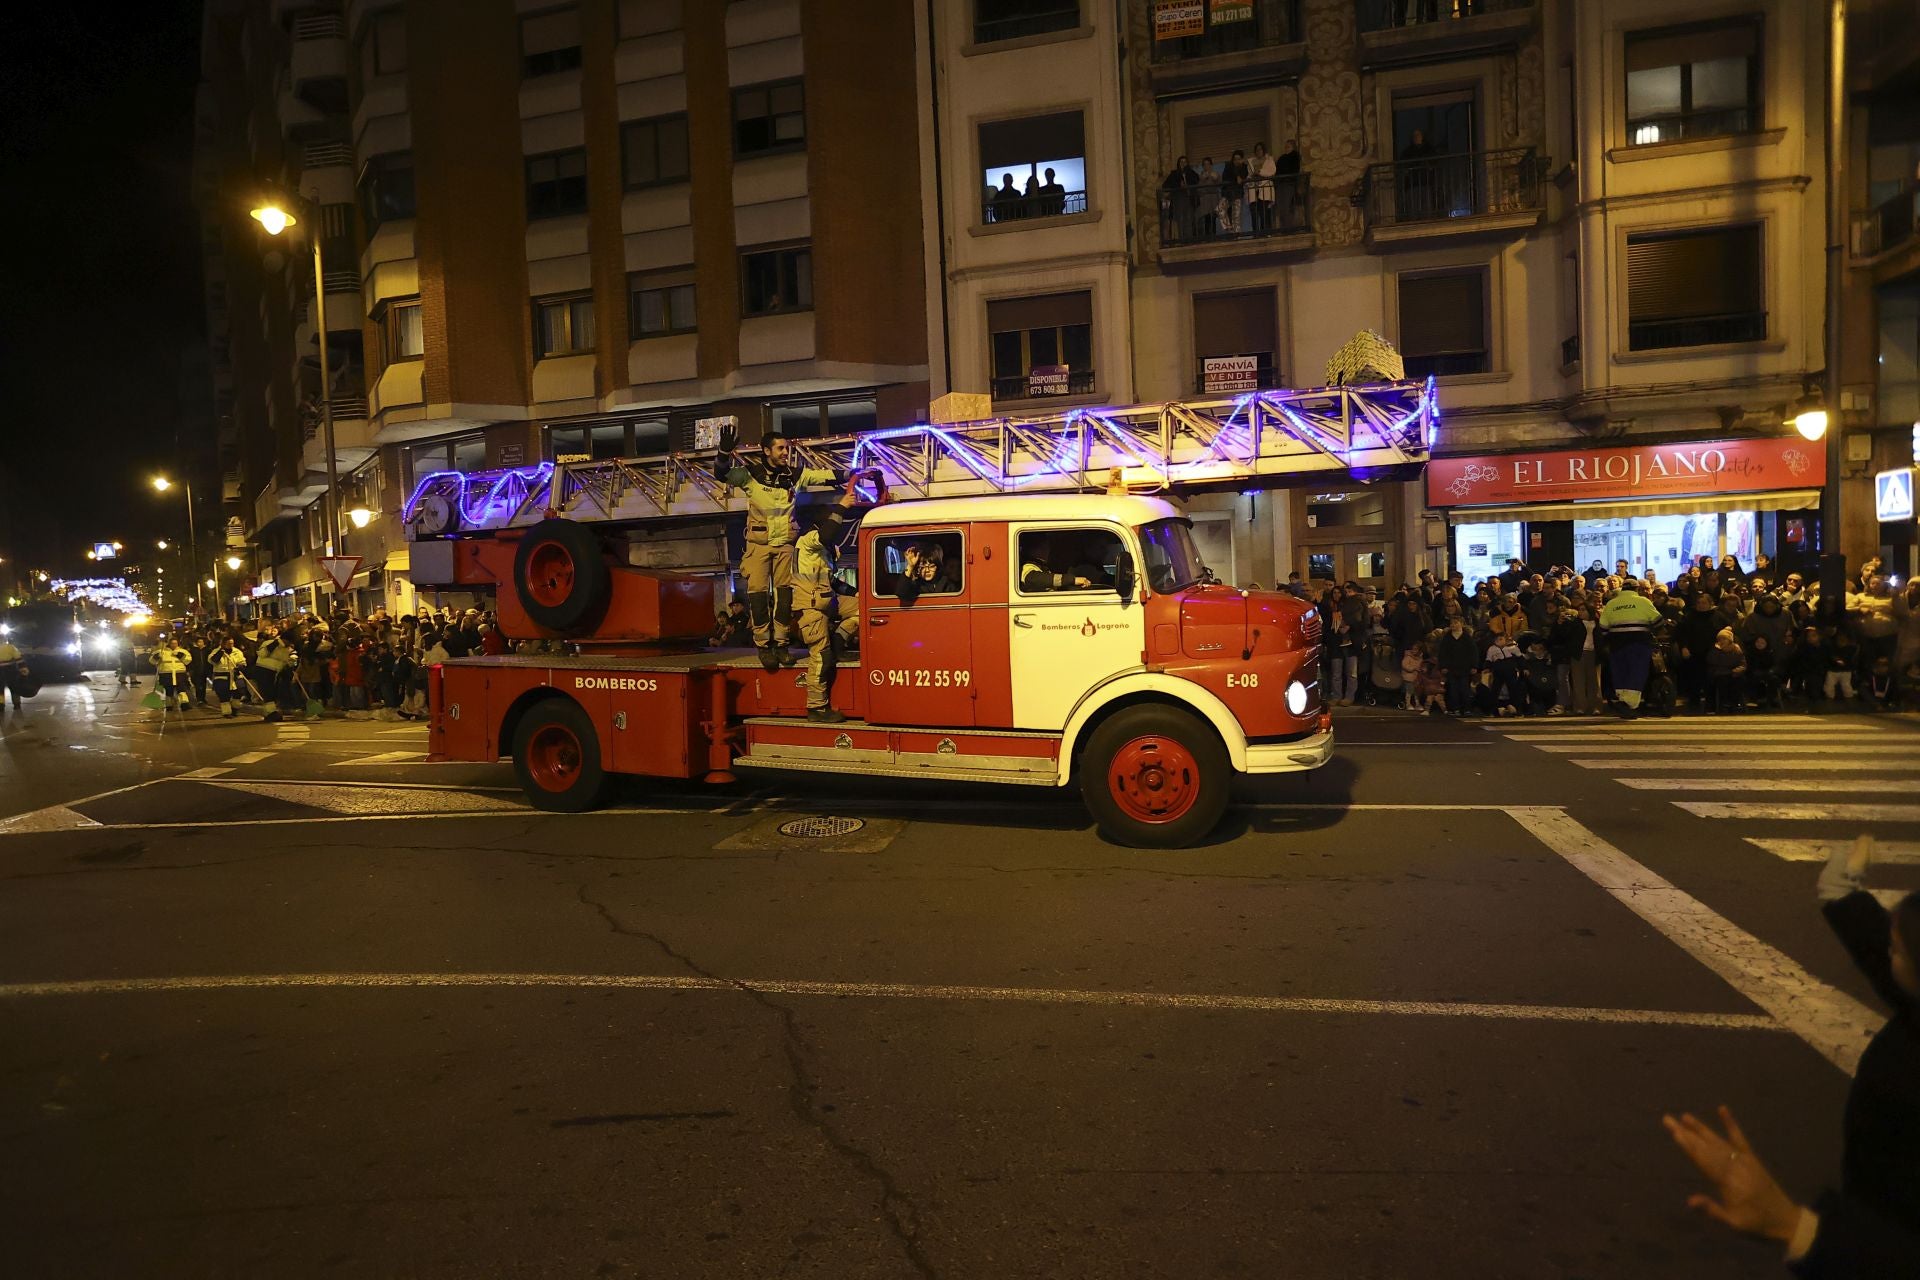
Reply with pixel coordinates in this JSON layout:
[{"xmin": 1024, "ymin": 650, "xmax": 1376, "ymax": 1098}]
[
  {"xmin": 66, "ymin": 642, "xmax": 83, "ymax": 656},
  {"xmin": 1285, "ymin": 680, "xmax": 1309, "ymax": 716}
]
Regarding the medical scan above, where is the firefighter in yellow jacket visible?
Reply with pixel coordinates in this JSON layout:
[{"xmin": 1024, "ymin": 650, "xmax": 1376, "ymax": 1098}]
[
  {"xmin": 716, "ymin": 425, "xmax": 844, "ymax": 671},
  {"xmin": 149, "ymin": 633, "xmax": 193, "ymax": 710},
  {"xmin": 0, "ymin": 637, "xmax": 25, "ymax": 712},
  {"xmin": 207, "ymin": 635, "xmax": 251, "ymax": 718},
  {"xmin": 793, "ymin": 490, "xmax": 862, "ymax": 724}
]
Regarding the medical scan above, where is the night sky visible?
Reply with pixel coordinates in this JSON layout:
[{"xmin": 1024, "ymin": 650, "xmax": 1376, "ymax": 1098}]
[{"xmin": 0, "ymin": 3, "xmax": 207, "ymax": 580}]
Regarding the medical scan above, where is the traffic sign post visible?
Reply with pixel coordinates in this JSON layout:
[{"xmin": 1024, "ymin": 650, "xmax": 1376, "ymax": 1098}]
[
  {"xmin": 316, "ymin": 555, "xmax": 362, "ymax": 595},
  {"xmin": 1875, "ymin": 468, "xmax": 1914, "ymax": 524}
]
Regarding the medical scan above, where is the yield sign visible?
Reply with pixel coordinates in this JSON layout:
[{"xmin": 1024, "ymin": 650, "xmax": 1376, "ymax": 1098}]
[{"xmin": 317, "ymin": 555, "xmax": 363, "ymax": 593}]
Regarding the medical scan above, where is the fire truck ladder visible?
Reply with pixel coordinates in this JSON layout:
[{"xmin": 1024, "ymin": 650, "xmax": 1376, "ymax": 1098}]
[{"xmin": 402, "ymin": 378, "xmax": 1437, "ymax": 539}]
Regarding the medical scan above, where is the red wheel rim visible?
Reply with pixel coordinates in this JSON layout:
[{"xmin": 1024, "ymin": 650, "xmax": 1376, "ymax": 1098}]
[
  {"xmin": 527, "ymin": 723, "xmax": 583, "ymax": 792},
  {"xmin": 1108, "ymin": 735, "xmax": 1200, "ymax": 824},
  {"xmin": 524, "ymin": 543, "xmax": 576, "ymax": 608}
]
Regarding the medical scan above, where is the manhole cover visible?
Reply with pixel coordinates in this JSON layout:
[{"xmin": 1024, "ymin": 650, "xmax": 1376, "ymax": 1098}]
[{"xmin": 778, "ymin": 815, "xmax": 867, "ymax": 839}]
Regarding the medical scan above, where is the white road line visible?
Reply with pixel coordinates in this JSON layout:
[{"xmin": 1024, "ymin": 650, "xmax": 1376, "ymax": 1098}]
[
  {"xmin": 1536, "ymin": 744, "xmax": 1920, "ymax": 756},
  {"xmin": 1339, "ymin": 741, "xmax": 1492, "ymax": 748},
  {"xmin": 200, "ymin": 778, "xmax": 524, "ymax": 793},
  {"xmin": 328, "ymin": 751, "xmax": 428, "ymax": 766},
  {"xmin": 0, "ymin": 805, "xmax": 721, "ymax": 835},
  {"xmin": 1495, "ymin": 729, "xmax": 1902, "ymax": 741},
  {"xmin": 177, "ymin": 767, "xmax": 235, "ymax": 780},
  {"xmin": 1615, "ymin": 777, "xmax": 1911, "ymax": 791},
  {"xmin": 0, "ymin": 969, "xmax": 1786, "ymax": 1032},
  {"xmin": 197, "ymin": 780, "xmax": 530, "ymax": 815},
  {"xmin": 1679, "ymin": 802, "xmax": 1920, "ymax": 823},
  {"xmin": 1571, "ymin": 758, "xmax": 1920, "ymax": 771},
  {"xmin": 1745, "ymin": 838, "xmax": 1920, "ymax": 864},
  {"xmin": 1491, "ymin": 715, "xmax": 1893, "ymax": 728},
  {"xmin": 1508, "ymin": 807, "xmax": 1880, "ymax": 1075},
  {"xmin": 222, "ymin": 750, "xmax": 276, "ymax": 765}
]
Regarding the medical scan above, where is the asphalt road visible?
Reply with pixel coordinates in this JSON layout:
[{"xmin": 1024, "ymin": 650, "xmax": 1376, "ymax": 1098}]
[{"xmin": 2, "ymin": 673, "xmax": 1917, "ymax": 1278}]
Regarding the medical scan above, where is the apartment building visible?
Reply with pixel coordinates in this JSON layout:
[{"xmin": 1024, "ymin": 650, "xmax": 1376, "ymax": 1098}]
[
  {"xmin": 195, "ymin": 0, "xmax": 928, "ymax": 616},
  {"xmin": 918, "ymin": 0, "xmax": 1838, "ymax": 590}
]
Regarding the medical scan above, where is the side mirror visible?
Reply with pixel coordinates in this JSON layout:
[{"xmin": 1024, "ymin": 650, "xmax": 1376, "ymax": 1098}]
[{"xmin": 1114, "ymin": 550, "xmax": 1136, "ymax": 605}]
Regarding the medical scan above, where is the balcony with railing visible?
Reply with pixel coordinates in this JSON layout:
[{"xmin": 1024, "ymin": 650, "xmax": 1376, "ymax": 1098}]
[
  {"xmin": 981, "ymin": 189, "xmax": 1089, "ymax": 225},
  {"xmin": 1853, "ymin": 182, "xmax": 1920, "ymax": 280},
  {"xmin": 289, "ymin": 11, "xmax": 349, "ymax": 113},
  {"xmin": 1627, "ymin": 312, "xmax": 1767, "ymax": 353},
  {"xmin": 1149, "ymin": 0, "xmax": 1304, "ymax": 95},
  {"xmin": 1356, "ymin": 0, "xmax": 1536, "ymax": 67},
  {"xmin": 1160, "ymin": 173, "xmax": 1313, "ymax": 262},
  {"xmin": 990, "ymin": 368, "xmax": 1096, "ymax": 402},
  {"xmin": 1360, "ymin": 147, "xmax": 1545, "ymax": 244},
  {"xmin": 971, "ymin": 2, "xmax": 1080, "ymax": 46}
]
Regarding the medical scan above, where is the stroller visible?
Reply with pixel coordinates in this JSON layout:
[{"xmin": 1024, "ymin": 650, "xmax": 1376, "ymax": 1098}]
[
  {"xmin": 1642, "ymin": 649, "xmax": 1678, "ymax": 718},
  {"xmin": 1368, "ymin": 633, "xmax": 1403, "ymax": 706}
]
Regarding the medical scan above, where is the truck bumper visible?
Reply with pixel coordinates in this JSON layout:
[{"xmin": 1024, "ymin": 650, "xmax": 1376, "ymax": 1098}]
[{"xmin": 1242, "ymin": 727, "xmax": 1333, "ymax": 774}]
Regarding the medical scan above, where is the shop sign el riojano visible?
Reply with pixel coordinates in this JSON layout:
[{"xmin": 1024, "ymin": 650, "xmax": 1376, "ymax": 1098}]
[{"xmin": 1426, "ymin": 436, "xmax": 1827, "ymax": 507}]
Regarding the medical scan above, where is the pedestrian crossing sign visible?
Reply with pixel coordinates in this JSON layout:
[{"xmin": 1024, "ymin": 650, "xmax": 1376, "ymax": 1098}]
[{"xmin": 1875, "ymin": 467, "xmax": 1914, "ymax": 523}]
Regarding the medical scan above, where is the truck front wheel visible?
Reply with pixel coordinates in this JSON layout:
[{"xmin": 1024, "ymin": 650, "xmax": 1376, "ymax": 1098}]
[
  {"xmin": 1080, "ymin": 705, "xmax": 1229, "ymax": 848},
  {"xmin": 513, "ymin": 699, "xmax": 611, "ymax": 813}
]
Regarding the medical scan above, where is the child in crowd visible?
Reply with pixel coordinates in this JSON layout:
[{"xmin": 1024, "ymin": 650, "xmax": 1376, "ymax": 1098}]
[
  {"xmin": 1417, "ymin": 648, "xmax": 1448, "ymax": 716},
  {"xmin": 1864, "ymin": 655, "xmax": 1896, "ymax": 711},
  {"xmin": 1707, "ymin": 626, "xmax": 1748, "ymax": 714},
  {"xmin": 1821, "ymin": 628, "xmax": 1860, "ymax": 703},
  {"xmin": 1399, "ymin": 643, "xmax": 1424, "ymax": 711}
]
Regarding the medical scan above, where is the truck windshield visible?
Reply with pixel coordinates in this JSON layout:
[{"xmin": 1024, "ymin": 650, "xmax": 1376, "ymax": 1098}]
[{"xmin": 1139, "ymin": 519, "xmax": 1207, "ymax": 594}]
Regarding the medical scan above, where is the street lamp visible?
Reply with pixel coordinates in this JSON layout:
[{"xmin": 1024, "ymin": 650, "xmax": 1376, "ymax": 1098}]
[
  {"xmin": 347, "ymin": 505, "xmax": 373, "ymax": 529},
  {"xmin": 152, "ymin": 474, "xmax": 205, "ymax": 614},
  {"xmin": 252, "ymin": 194, "xmax": 343, "ymax": 561},
  {"xmin": 225, "ymin": 554, "xmax": 243, "ymax": 571}
]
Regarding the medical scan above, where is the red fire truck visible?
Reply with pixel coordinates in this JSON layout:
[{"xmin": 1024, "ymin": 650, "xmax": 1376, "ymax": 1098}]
[
  {"xmin": 413, "ymin": 380, "xmax": 1437, "ymax": 845},
  {"xmin": 425, "ymin": 492, "xmax": 1326, "ymax": 846}
]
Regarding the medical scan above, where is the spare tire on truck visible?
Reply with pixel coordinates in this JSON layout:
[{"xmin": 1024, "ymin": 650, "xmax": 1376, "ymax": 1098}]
[
  {"xmin": 1079, "ymin": 704, "xmax": 1229, "ymax": 848},
  {"xmin": 512, "ymin": 698, "xmax": 611, "ymax": 812},
  {"xmin": 513, "ymin": 518, "xmax": 612, "ymax": 635}
]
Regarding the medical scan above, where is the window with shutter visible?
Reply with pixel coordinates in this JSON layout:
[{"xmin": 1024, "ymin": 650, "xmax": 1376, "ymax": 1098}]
[
  {"xmin": 1626, "ymin": 225, "xmax": 1764, "ymax": 349},
  {"xmin": 1397, "ymin": 269, "xmax": 1488, "ymax": 377},
  {"xmin": 1182, "ymin": 110, "xmax": 1267, "ymax": 172},
  {"xmin": 521, "ymin": 8, "xmax": 582, "ymax": 78},
  {"xmin": 1624, "ymin": 17, "xmax": 1760, "ymax": 145},
  {"xmin": 1192, "ymin": 288, "xmax": 1279, "ymax": 391}
]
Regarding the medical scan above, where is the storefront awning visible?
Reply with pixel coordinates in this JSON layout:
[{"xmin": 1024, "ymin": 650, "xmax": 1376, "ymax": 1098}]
[{"xmin": 1446, "ymin": 489, "xmax": 1822, "ymax": 526}]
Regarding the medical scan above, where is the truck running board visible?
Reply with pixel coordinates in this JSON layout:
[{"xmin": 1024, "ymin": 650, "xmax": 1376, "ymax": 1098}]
[{"xmin": 735, "ymin": 718, "xmax": 1062, "ymax": 787}]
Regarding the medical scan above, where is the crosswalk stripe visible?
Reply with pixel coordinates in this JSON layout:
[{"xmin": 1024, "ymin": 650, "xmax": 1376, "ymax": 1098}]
[
  {"xmin": 199, "ymin": 780, "xmax": 528, "ymax": 815},
  {"xmin": 1616, "ymin": 777, "xmax": 1907, "ymax": 791},
  {"xmin": 1535, "ymin": 744, "xmax": 1920, "ymax": 756},
  {"xmin": 328, "ymin": 751, "xmax": 428, "ymax": 766},
  {"xmin": 1744, "ymin": 838, "xmax": 1920, "ymax": 864},
  {"xmin": 1571, "ymin": 758, "xmax": 1920, "ymax": 771},
  {"xmin": 1678, "ymin": 802, "xmax": 1920, "ymax": 822}
]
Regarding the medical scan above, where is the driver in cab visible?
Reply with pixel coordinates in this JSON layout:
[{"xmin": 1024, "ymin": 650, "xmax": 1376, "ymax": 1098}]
[{"xmin": 1021, "ymin": 533, "xmax": 1113, "ymax": 593}]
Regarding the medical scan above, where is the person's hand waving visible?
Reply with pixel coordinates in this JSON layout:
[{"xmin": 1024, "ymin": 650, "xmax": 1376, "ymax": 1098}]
[{"xmin": 1661, "ymin": 1105, "xmax": 1804, "ymax": 1242}]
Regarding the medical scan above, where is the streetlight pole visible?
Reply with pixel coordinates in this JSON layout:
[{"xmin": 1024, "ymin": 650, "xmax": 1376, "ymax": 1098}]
[
  {"xmin": 1822, "ymin": 0, "xmax": 1847, "ymax": 552},
  {"xmin": 251, "ymin": 194, "xmax": 342, "ymax": 561},
  {"xmin": 185, "ymin": 481, "xmax": 203, "ymax": 615}
]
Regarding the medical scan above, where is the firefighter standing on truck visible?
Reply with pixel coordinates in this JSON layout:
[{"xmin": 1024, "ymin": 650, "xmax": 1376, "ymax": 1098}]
[
  {"xmin": 715, "ymin": 424, "xmax": 844, "ymax": 672},
  {"xmin": 793, "ymin": 488, "xmax": 862, "ymax": 724}
]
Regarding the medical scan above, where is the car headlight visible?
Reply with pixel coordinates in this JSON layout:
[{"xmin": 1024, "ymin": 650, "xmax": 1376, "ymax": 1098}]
[
  {"xmin": 1285, "ymin": 680, "xmax": 1309, "ymax": 716},
  {"xmin": 66, "ymin": 642, "xmax": 83, "ymax": 656}
]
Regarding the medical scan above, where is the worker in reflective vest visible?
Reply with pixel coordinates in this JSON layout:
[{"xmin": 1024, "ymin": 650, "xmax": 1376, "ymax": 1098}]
[
  {"xmin": 0, "ymin": 638, "xmax": 24, "ymax": 712},
  {"xmin": 208, "ymin": 636, "xmax": 250, "ymax": 718},
  {"xmin": 149, "ymin": 635, "xmax": 193, "ymax": 709},
  {"xmin": 792, "ymin": 492, "xmax": 861, "ymax": 724},
  {"xmin": 716, "ymin": 426, "xmax": 843, "ymax": 672}
]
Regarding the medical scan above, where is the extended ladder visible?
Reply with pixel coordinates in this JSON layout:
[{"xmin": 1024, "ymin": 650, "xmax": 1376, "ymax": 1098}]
[{"xmin": 402, "ymin": 379, "xmax": 1436, "ymax": 539}]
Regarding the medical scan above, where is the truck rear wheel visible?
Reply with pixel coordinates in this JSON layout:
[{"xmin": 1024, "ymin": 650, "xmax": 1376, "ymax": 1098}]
[
  {"xmin": 513, "ymin": 519, "xmax": 612, "ymax": 635},
  {"xmin": 512, "ymin": 699, "xmax": 611, "ymax": 812},
  {"xmin": 1080, "ymin": 705, "xmax": 1228, "ymax": 848}
]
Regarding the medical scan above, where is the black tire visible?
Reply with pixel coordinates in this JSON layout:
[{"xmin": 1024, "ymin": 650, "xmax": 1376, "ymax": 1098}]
[
  {"xmin": 1079, "ymin": 704, "xmax": 1229, "ymax": 849},
  {"xmin": 512, "ymin": 698, "xmax": 611, "ymax": 813},
  {"xmin": 512, "ymin": 518, "xmax": 613, "ymax": 636}
]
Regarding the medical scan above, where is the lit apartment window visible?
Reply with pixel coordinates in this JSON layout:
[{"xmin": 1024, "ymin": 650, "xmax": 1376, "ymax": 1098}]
[
  {"xmin": 534, "ymin": 293, "xmax": 597, "ymax": 358},
  {"xmin": 521, "ymin": 7, "xmax": 582, "ymax": 78},
  {"xmin": 526, "ymin": 149, "xmax": 589, "ymax": 220},
  {"xmin": 621, "ymin": 115, "xmax": 690, "ymax": 188},
  {"xmin": 358, "ymin": 152, "xmax": 415, "ymax": 227},
  {"xmin": 732, "ymin": 79, "xmax": 805, "ymax": 157},
  {"xmin": 1396, "ymin": 268, "xmax": 1489, "ymax": 377},
  {"xmin": 988, "ymin": 291, "xmax": 1093, "ymax": 401},
  {"xmin": 629, "ymin": 270, "xmax": 697, "ymax": 337},
  {"xmin": 974, "ymin": 0, "xmax": 1080, "ymax": 45},
  {"xmin": 358, "ymin": 9, "xmax": 406, "ymax": 81},
  {"xmin": 1626, "ymin": 225, "xmax": 1765, "ymax": 351},
  {"xmin": 979, "ymin": 111, "xmax": 1087, "ymax": 224},
  {"xmin": 1625, "ymin": 18, "xmax": 1760, "ymax": 146},
  {"xmin": 383, "ymin": 299, "xmax": 423, "ymax": 361},
  {"xmin": 740, "ymin": 244, "xmax": 812, "ymax": 316}
]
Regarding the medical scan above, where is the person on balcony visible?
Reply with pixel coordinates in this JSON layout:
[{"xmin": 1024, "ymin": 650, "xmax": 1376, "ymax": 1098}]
[
  {"xmin": 1161, "ymin": 155, "xmax": 1200, "ymax": 244},
  {"xmin": 1195, "ymin": 157, "xmax": 1222, "ymax": 238},
  {"xmin": 1037, "ymin": 167, "xmax": 1067, "ymax": 217},
  {"xmin": 1222, "ymin": 149, "xmax": 1248, "ymax": 234},
  {"xmin": 1275, "ymin": 140, "xmax": 1302, "ymax": 231},
  {"xmin": 990, "ymin": 172, "xmax": 1023, "ymax": 223},
  {"xmin": 1399, "ymin": 129, "xmax": 1437, "ymax": 221},
  {"xmin": 1246, "ymin": 143, "xmax": 1276, "ymax": 232}
]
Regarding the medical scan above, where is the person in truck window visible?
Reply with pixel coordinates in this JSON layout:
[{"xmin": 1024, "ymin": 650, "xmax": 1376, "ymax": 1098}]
[
  {"xmin": 715, "ymin": 424, "xmax": 845, "ymax": 672},
  {"xmin": 1021, "ymin": 533, "xmax": 1107, "ymax": 592}
]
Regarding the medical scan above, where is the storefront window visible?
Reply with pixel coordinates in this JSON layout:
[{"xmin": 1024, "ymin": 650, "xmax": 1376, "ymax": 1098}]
[
  {"xmin": 1570, "ymin": 511, "xmax": 1769, "ymax": 582},
  {"xmin": 1451, "ymin": 521, "xmax": 1523, "ymax": 590}
]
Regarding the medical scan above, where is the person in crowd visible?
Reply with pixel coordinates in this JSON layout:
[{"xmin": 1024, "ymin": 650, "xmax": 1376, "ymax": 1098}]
[
  {"xmin": 1746, "ymin": 633, "xmax": 1785, "ymax": 710},
  {"xmin": 1037, "ymin": 167, "xmax": 1067, "ymax": 217},
  {"xmin": 1788, "ymin": 625, "xmax": 1827, "ymax": 703},
  {"xmin": 1245, "ymin": 141, "xmax": 1276, "ymax": 232},
  {"xmin": 1195, "ymin": 156, "xmax": 1222, "ymax": 237},
  {"xmin": 1664, "ymin": 839, "xmax": 1919, "ymax": 1275},
  {"xmin": 1323, "ymin": 611, "xmax": 1356, "ymax": 706},
  {"xmin": 336, "ymin": 625, "xmax": 369, "ymax": 718},
  {"xmin": 1488, "ymin": 593, "xmax": 1526, "ymax": 645},
  {"xmin": 0, "ymin": 632, "xmax": 25, "ymax": 712},
  {"xmin": 1520, "ymin": 633, "xmax": 1558, "ymax": 716},
  {"xmin": 1706, "ymin": 627, "xmax": 1748, "ymax": 715},
  {"xmin": 1864, "ymin": 655, "xmax": 1897, "ymax": 712},
  {"xmin": 1221, "ymin": 149, "xmax": 1248, "ymax": 235},
  {"xmin": 206, "ymin": 634, "xmax": 249, "ymax": 718},
  {"xmin": 1435, "ymin": 616, "xmax": 1478, "ymax": 715},
  {"xmin": 1399, "ymin": 641, "xmax": 1424, "ymax": 711},
  {"xmin": 1162, "ymin": 155, "xmax": 1200, "ymax": 241},
  {"xmin": 1895, "ymin": 578, "xmax": 1920, "ymax": 672},
  {"xmin": 1416, "ymin": 645, "xmax": 1448, "ymax": 716},
  {"xmin": 149, "ymin": 632, "xmax": 193, "ymax": 712},
  {"xmin": 710, "ymin": 600, "xmax": 752, "ymax": 648},
  {"xmin": 991, "ymin": 172, "xmax": 1023, "ymax": 222},
  {"xmin": 1483, "ymin": 631, "xmax": 1525, "ymax": 717},
  {"xmin": 1677, "ymin": 592, "xmax": 1723, "ymax": 712},
  {"xmin": 1852, "ymin": 572, "xmax": 1899, "ymax": 669},
  {"xmin": 1822, "ymin": 627, "xmax": 1860, "ymax": 704},
  {"xmin": 1498, "ymin": 557, "xmax": 1527, "ymax": 595},
  {"xmin": 1274, "ymin": 139, "xmax": 1302, "ymax": 231},
  {"xmin": 1548, "ymin": 604, "xmax": 1587, "ymax": 716},
  {"xmin": 1599, "ymin": 578, "xmax": 1661, "ymax": 718}
]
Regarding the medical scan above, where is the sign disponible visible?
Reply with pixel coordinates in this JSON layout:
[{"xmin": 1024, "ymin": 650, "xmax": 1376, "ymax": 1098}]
[
  {"xmin": 1877, "ymin": 467, "xmax": 1916, "ymax": 523},
  {"xmin": 1154, "ymin": 1, "xmax": 1205, "ymax": 40},
  {"xmin": 1028, "ymin": 364, "xmax": 1071, "ymax": 397},
  {"xmin": 1426, "ymin": 437, "xmax": 1827, "ymax": 507},
  {"xmin": 1202, "ymin": 355, "xmax": 1260, "ymax": 394}
]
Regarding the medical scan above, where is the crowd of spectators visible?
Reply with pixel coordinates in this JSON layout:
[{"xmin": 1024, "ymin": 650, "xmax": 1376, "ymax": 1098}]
[
  {"xmin": 122, "ymin": 603, "xmax": 519, "ymax": 720},
  {"xmin": 1299, "ymin": 554, "xmax": 1920, "ymax": 718}
]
